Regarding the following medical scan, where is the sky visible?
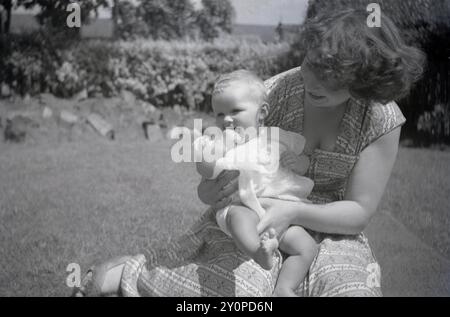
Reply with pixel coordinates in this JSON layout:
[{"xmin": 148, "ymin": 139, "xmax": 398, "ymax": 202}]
[
  {"xmin": 13, "ymin": 0, "xmax": 309, "ymax": 26},
  {"xmin": 229, "ymin": 0, "xmax": 308, "ymax": 25}
]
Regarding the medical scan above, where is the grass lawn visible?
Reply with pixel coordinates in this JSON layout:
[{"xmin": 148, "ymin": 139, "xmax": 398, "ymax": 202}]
[
  {"xmin": 0, "ymin": 139, "xmax": 449, "ymax": 296},
  {"xmin": 379, "ymin": 148, "xmax": 450, "ymax": 259}
]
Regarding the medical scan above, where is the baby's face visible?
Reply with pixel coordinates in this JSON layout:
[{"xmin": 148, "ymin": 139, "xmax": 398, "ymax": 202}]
[{"xmin": 212, "ymin": 84, "xmax": 262, "ymax": 131}]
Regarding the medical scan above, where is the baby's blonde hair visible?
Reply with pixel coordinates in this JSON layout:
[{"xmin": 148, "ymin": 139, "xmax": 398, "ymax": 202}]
[{"xmin": 212, "ymin": 70, "xmax": 268, "ymax": 105}]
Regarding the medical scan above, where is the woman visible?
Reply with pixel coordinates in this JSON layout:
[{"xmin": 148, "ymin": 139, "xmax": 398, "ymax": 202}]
[{"xmin": 75, "ymin": 9, "xmax": 424, "ymax": 297}]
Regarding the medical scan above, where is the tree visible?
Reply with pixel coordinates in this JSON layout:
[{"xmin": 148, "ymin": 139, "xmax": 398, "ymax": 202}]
[
  {"xmin": 196, "ymin": 0, "xmax": 235, "ymax": 40},
  {"xmin": 139, "ymin": 0, "xmax": 197, "ymax": 40},
  {"xmin": 115, "ymin": 0, "xmax": 149, "ymax": 39},
  {"xmin": 275, "ymin": 22, "xmax": 285, "ymax": 42},
  {"xmin": 111, "ymin": 0, "xmax": 118, "ymax": 38},
  {"xmin": 0, "ymin": 0, "xmax": 12, "ymax": 34},
  {"xmin": 16, "ymin": 0, "xmax": 111, "ymax": 36},
  {"xmin": 115, "ymin": 0, "xmax": 235, "ymax": 41}
]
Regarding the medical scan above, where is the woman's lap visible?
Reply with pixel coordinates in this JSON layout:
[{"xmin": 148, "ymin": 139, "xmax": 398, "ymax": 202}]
[
  {"xmin": 120, "ymin": 209, "xmax": 281, "ymax": 296},
  {"xmin": 298, "ymin": 233, "xmax": 382, "ymax": 297},
  {"xmin": 120, "ymin": 209, "xmax": 382, "ymax": 297}
]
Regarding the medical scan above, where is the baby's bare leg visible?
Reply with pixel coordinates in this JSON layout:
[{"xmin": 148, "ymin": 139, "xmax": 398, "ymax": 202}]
[
  {"xmin": 274, "ymin": 226, "xmax": 318, "ymax": 297},
  {"xmin": 226, "ymin": 206, "xmax": 278, "ymax": 270}
]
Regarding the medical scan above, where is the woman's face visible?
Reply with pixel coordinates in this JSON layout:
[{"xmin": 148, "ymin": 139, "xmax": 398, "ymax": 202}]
[{"xmin": 301, "ymin": 58, "xmax": 351, "ymax": 109}]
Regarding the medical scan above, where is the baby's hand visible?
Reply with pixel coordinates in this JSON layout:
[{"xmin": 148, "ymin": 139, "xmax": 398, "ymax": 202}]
[
  {"xmin": 280, "ymin": 151, "xmax": 310, "ymax": 175},
  {"xmin": 223, "ymin": 129, "xmax": 242, "ymax": 151}
]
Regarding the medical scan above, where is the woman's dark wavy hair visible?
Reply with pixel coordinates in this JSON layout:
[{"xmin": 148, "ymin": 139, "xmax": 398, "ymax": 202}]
[{"xmin": 300, "ymin": 9, "xmax": 426, "ymax": 103}]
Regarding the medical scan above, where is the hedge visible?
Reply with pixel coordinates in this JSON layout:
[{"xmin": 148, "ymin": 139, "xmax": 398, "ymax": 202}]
[{"xmin": 0, "ymin": 33, "xmax": 289, "ymax": 111}]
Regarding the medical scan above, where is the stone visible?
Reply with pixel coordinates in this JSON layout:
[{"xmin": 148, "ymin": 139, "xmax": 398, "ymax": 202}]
[
  {"xmin": 142, "ymin": 101, "xmax": 159, "ymax": 116},
  {"xmin": 60, "ymin": 110, "xmax": 78, "ymax": 124},
  {"xmin": 161, "ymin": 107, "xmax": 183, "ymax": 128},
  {"xmin": 74, "ymin": 89, "xmax": 88, "ymax": 101},
  {"xmin": 39, "ymin": 93, "xmax": 76, "ymax": 114},
  {"xmin": 142, "ymin": 122, "xmax": 163, "ymax": 142},
  {"xmin": 39, "ymin": 93, "xmax": 57, "ymax": 105},
  {"xmin": 173, "ymin": 105, "xmax": 183, "ymax": 115},
  {"xmin": 3, "ymin": 115, "xmax": 39, "ymax": 143},
  {"xmin": 42, "ymin": 107, "xmax": 53, "ymax": 119},
  {"xmin": 23, "ymin": 94, "xmax": 31, "ymax": 105},
  {"xmin": 1, "ymin": 83, "xmax": 11, "ymax": 98},
  {"xmin": 121, "ymin": 90, "xmax": 136, "ymax": 108},
  {"xmin": 87, "ymin": 113, "xmax": 114, "ymax": 140}
]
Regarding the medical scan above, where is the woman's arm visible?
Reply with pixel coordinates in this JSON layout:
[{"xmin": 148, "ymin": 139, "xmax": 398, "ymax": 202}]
[{"xmin": 258, "ymin": 127, "xmax": 401, "ymax": 235}]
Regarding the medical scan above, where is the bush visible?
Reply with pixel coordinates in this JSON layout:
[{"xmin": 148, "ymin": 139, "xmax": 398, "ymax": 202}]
[
  {"xmin": 417, "ymin": 104, "xmax": 450, "ymax": 146},
  {"xmin": 1, "ymin": 35, "xmax": 289, "ymax": 111},
  {"xmin": 0, "ymin": 31, "xmax": 80, "ymax": 96}
]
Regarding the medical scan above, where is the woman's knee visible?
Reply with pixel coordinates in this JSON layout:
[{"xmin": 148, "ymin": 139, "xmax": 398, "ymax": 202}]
[
  {"xmin": 307, "ymin": 238, "xmax": 382, "ymax": 297},
  {"xmin": 282, "ymin": 226, "xmax": 318, "ymax": 258}
]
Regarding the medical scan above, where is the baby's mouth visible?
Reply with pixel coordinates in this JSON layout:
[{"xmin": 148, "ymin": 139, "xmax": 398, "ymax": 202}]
[
  {"xmin": 224, "ymin": 125, "xmax": 245, "ymax": 134},
  {"xmin": 224, "ymin": 124, "xmax": 236, "ymax": 131}
]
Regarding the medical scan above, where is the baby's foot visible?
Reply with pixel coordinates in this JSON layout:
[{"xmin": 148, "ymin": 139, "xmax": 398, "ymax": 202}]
[
  {"xmin": 273, "ymin": 286, "xmax": 298, "ymax": 297},
  {"xmin": 254, "ymin": 228, "xmax": 279, "ymax": 270}
]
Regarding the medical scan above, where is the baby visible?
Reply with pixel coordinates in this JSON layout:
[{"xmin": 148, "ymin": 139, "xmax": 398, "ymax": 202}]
[{"xmin": 194, "ymin": 70, "xmax": 318, "ymax": 297}]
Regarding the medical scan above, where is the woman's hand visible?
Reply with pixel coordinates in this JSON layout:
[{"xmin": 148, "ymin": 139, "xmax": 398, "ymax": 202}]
[
  {"xmin": 197, "ymin": 170, "xmax": 239, "ymax": 210},
  {"xmin": 257, "ymin": 198, "xmax": 305, "ymax": 236}
]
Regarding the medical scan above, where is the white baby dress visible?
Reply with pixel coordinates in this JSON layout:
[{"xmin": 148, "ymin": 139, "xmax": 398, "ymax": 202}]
[{"xmin": 194, "ymin": 127, "xmax": 314, "ymax": 236}]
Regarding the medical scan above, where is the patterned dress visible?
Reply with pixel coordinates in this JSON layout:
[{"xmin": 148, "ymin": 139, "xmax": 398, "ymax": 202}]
[{"xmin": 120, "ymin": 67, "xmax": 406, "ymax": 297}]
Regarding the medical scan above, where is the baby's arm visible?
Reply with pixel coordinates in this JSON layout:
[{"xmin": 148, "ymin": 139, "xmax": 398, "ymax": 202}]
[
  {"xmin": 194, "ymin": 134, "xmax": 225, "ymax": 179},
  {"xmin": 195, "ymin": 129, "xmax": 242, "ymax": 179},
  {"xmin": 196, "ymin": 161, "xmax": 217, "ymax": 179}
]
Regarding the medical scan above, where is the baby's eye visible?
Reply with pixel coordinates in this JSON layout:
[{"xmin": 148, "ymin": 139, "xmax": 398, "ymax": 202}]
[
  {"xmin": 216, "ymin": 113, "xmax": 224, "ymax": 118},
  {"xmin": 231, "ymin": 109, "xmax": 242, "ymax": 114}
]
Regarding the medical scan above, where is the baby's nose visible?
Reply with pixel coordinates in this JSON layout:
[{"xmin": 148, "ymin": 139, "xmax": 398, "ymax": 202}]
[{"xmin": 223, "ymin": 116, "xmax": 234, "ymax": 126}]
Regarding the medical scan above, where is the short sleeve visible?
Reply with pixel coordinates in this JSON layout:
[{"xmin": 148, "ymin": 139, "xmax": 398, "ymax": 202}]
[{"xmin": 361, "ymin": 101, "xmax": 406, "ymax": 150}]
